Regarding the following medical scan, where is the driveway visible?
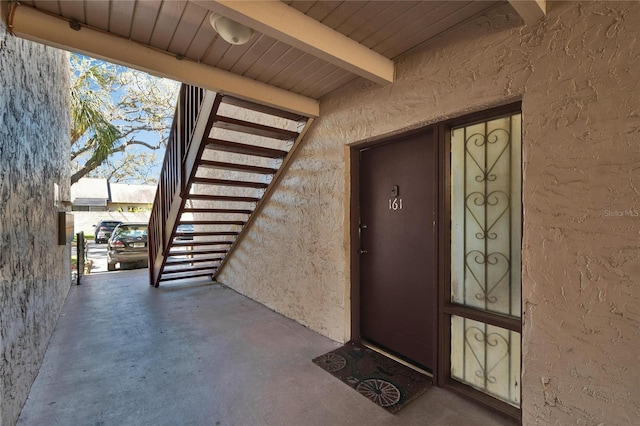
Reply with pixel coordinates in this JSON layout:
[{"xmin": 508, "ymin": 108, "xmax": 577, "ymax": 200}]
[{"xmin": 86, "ymin": 241, "xmax": 108, "ymax": 273}]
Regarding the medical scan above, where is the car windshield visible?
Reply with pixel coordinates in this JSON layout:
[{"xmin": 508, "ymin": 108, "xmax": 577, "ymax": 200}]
[
  {"xmin": 113, "ymin": 225, "xmax": 148, "ymax": 239},
  {"xmin": 101, "ymin": 222, "xmax": 121, "ymax": 229}
]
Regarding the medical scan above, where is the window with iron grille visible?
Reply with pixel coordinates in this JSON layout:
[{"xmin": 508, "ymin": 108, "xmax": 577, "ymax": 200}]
[{"xmin": 449, "ymin": 111, "xmax": 522, "ymax": 409}]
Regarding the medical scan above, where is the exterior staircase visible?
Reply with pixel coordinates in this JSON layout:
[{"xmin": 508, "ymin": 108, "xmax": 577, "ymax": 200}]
[{"xmin": 148, "ymin": 84, "xmax": 313, "ymax": 287}]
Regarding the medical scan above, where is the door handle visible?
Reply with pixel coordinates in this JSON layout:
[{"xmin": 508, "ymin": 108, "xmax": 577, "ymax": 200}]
[{"xmin": 358, "ymin": 249, "xmax": 368, "ymax": 254}]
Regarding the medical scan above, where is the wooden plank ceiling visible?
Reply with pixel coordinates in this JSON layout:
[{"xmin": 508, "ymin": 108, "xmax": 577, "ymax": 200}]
[{"xmin": 20, "ymin": 0, "xmax": 503, "ymax": 100}]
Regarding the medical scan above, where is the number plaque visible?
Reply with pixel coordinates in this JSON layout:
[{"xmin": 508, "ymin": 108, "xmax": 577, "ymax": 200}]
[{"xmin": 388, "ymin": 197, "xmax": 403, "ymax": 211}]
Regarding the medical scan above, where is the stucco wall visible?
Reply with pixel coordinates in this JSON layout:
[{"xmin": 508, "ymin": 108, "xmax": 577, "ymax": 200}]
[
  {"xmin": 218, "ymin": 1, "xmax": 640, "ymax": 424},
  {"xmin": 0, "ymin": 12, "xmax": 71, "ymax": 426}
]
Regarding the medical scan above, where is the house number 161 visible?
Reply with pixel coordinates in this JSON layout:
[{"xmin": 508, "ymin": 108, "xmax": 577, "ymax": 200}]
[{"xmin": 389, "ymin": 197, "xmax": 403, "ymax": 211}]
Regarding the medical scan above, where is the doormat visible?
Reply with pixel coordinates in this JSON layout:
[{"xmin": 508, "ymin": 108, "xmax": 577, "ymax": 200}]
[{"xmin": 312, "ymin": 341, "xmax": 431, "ymax": 413}]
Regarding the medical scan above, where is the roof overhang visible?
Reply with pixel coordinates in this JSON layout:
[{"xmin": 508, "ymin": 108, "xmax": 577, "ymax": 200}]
[
  {"xmin": 507, "ymin": 0, "xmax": 546, "ymax": 25},
  {"xmin": 196, "ymin": 0, "xmax": 395, "ymax": 85},
  {"xmin": 9, "ymin": 3, "xmax": 320, "ymax": 117},
  {"xmin": 8, "ymin": 1, "xmax": 542, "ymax": 117}
]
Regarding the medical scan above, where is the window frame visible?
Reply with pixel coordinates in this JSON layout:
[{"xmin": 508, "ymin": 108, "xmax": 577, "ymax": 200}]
[{"xmin": 437, "ymin": 102, "xmax": 523, "ymax": 422}]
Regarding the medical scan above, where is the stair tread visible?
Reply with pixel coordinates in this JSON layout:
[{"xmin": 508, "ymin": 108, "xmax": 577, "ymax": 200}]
[
  {"xmin": 170, "ymin": 241, "xmax": 234, "ymax": 248},
  {"xmin": 179, "ymin": 220, "xmax": 246, "ymax": 226},
  {"xmin": 192, "ymin": 177, "xmax": 268, "ymax": 189},
  {"xmin": 221, "ymin": 95, "xmax": 306, "ymax": 122},
  {"xmin": 206, "ymin": 138, "xmax": 288, "ymax": 159},
  {"xmin": 162, "ymin": 265, "xmax": 218, "ymax": 274},
  {"xmin": 212, "ymin": 115, "xmax": 298, "ymax": 141},
  {"xmin": 165, "ymin": 257, "xmax": 224, "ymax": 266},
  {"xmin": 159, "ymin": 272, "xmax": 216, "ymax": 282},
  {"xmin": 187, "ymin": 194, "xmax": 260, "ymax": 203},
  {"xmin": 183, "ymin": 208, "xmax": 253, "ymax": 214},
  {"xmin": 198, "ymin": 160, "xmax": 277, "ymax": 175},
  {"xmin": 175, "ymin": 231, "xmax": 239, "ymax": 236},
  {"xmin": 168, "ymin": 249, "xmax": 228, "ymax": 256}
]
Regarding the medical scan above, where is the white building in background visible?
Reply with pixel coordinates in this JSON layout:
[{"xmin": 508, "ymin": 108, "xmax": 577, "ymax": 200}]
[{"xmin": 70, "ymin": 178, "xmax": 156, "ymax": 212}]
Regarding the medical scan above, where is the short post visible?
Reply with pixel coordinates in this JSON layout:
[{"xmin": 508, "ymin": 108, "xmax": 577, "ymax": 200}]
[{"xmin": 76, "ymin": 231, "xmax": 84, "ymax": 285}]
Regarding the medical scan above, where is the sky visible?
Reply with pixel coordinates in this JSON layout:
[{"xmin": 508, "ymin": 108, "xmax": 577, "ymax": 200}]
[{"xmin": 71, "ymin": 54, "xmax": 180, "ymax": 185}]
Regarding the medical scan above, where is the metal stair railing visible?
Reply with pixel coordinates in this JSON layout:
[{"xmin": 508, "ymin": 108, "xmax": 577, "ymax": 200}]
[{"xmin": 148, "ymin": 85, "xmax": 213, "ymax": 287}]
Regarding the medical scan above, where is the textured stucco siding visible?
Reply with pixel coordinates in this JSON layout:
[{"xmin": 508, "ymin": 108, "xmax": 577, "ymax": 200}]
[
  {"xmin": 518, "ymin": 3, "xmax": 640, "ymax": 424},
  {"xmin": 0, "ymin": 14, "xmax": 71, "ymax": 426},
  {"xmin": 218, "ymin": 1, "xmax": 640, "ymax": 424}
]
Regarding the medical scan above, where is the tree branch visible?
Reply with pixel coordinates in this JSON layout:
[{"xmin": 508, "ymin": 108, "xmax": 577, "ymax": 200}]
[
  {"xmin": 69, "ymin": 54, "xmax": 179, "ymax": 184},
  {"xmin": 70, "ymin": 142, "xmax": 93, "ymax": 161},
  {"xmin": 71, "ymin": 138, "xmax": 165, "ymax": 184},
  {"xmin": 125, "ymin": 140, "xmax": 163, "ymax": 150}
]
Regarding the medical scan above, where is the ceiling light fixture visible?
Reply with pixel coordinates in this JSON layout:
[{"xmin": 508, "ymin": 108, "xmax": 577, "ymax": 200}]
[{"xmin": 209, "ymin": 13, "xmax": 254, "ymax": 45}]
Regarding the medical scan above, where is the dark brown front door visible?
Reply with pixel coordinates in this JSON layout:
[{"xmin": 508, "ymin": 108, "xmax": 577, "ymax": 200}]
[{"xmin": 359, "ymin": 129, "xmax": 438, "ymax": 371}]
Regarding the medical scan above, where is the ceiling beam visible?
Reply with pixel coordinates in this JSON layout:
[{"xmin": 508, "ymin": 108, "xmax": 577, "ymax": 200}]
[
  {"xmin": 197, "ymin": 0, "xmax": 395, "ymax": 85},
  {"xmin": 508, "ymin": 0, "xmax": 546, "ymax": 25},
  {"xmin": 8, "ymin": 3, "xmax": 319, "ymax": 118}
]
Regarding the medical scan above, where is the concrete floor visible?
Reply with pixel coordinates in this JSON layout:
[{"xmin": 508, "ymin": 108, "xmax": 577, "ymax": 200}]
[{"xmin": 18, "ymin": 268, "xmax": 516, "ymax": 426}]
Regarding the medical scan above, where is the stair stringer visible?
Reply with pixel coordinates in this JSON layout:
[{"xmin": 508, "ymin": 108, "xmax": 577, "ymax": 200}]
[
  {"xmin": 152, "ymin": 88, "xmax": 314, "ymax": 286},
  {"xmin": 213, "ymin": 117, "xmax": 315, "ymax": 280}
]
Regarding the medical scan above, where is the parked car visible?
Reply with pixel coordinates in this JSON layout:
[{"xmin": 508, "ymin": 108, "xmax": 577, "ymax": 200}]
[
  {"xmin": 94, "ymin": 220, "xmax": 122, "ymax": 244},
  {"xmin": 175, "ymin": 223, "xmax": 194, "ymax": 240},
  {"xmin": 107, "ymin": 223, "xmax": 148, "ymax": 271}
]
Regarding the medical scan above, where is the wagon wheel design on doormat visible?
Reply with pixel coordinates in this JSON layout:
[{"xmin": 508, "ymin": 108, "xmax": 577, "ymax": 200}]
[
  {"xmin": 315, "ymin": 353, "xmax": 347, "ymax": 372},
  {"xmin": 356, "ymin": 379, "xmax": 401, "ymax": 407}
]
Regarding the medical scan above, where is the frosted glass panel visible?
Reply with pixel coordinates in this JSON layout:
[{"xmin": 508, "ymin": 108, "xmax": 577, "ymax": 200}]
[
  {"xmin": 451, "ymin": 113, "xmax": 522, "ymax": 317},
  {"xmin": 450, "ymin": 316, "xmax": 521, "ymax": 407}
]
